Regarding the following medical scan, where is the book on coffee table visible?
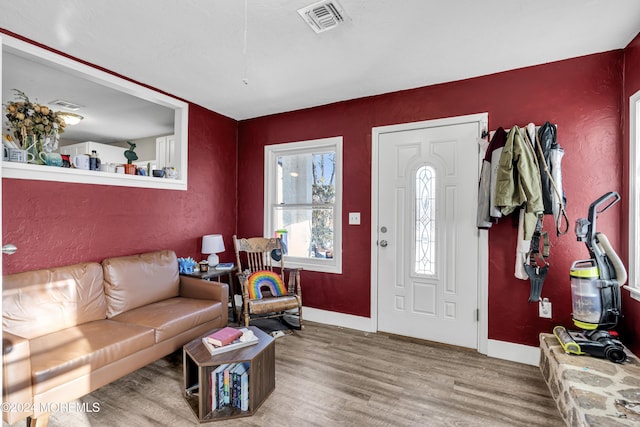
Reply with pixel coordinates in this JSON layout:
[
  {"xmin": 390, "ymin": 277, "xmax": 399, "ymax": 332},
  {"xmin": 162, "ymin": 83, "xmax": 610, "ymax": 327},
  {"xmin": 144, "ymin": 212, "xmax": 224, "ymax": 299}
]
[
  {"xmin": 205, "ymin": 327, "xmax": 243, "ymax": 347},
  {"xmin": 202, "ymin": 334, "xmax": 259, "ymax": 356}
]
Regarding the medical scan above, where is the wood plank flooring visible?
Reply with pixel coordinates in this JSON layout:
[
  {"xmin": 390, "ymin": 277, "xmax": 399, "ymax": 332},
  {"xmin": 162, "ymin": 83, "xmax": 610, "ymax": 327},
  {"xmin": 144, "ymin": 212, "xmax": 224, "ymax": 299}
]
[{"xmin": 5, "ymin": 322, "xmax": 563, "ymax": 426}]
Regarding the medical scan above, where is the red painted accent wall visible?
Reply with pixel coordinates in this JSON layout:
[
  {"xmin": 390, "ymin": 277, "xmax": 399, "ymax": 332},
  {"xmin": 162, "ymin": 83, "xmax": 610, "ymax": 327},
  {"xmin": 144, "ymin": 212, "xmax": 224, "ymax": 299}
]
[
  {"xmin": 5, "ymin": 30, "xmax": 639, "ymax": 351},
  {"xmin": 2, "ymin": 39, "xmax": 238, "ymax": 274},
  {"xmin": 239, "ymin": 51, "xmax": 626, "ymax": 347},
  {"xmin": 621, "ymin": 32, "xmax": 640, "ymax": 355}
]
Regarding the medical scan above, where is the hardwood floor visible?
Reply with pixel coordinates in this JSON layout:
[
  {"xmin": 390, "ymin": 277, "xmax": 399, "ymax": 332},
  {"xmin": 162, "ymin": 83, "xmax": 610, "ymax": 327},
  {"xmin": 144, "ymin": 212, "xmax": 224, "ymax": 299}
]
[{"xmin": 7, "ymin": 322, "xmax": 563, "ymax": 426}]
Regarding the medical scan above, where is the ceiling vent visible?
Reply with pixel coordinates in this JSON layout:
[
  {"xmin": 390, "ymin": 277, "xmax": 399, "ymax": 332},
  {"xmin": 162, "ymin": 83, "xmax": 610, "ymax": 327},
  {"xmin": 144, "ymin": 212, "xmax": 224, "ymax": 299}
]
[
  {"xmin": 297, "ymin": 0, "xmax": 347, "ymax": 34},
  {"xmin": 49, "ymin": 99, "xmax": 82, "ymax": 111}
]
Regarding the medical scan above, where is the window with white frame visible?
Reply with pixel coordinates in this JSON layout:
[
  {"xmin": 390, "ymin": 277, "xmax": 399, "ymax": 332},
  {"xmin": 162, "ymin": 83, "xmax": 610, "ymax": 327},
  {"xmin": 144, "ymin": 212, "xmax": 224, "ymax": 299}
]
[
  {"xmin": 264, "ymin": 136, "xmax": 342, "ymax": 274},
  {"xmin": 629, "ymin": 91, "xmax": 640, "ymax": 301}
]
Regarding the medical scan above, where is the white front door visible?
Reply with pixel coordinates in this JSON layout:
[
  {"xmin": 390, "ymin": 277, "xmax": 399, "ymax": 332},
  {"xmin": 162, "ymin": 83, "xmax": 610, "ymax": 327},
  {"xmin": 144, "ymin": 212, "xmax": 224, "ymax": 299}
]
[{"xmin": 374, "ymin": 115, "xmax": 485, "ymax": 349}]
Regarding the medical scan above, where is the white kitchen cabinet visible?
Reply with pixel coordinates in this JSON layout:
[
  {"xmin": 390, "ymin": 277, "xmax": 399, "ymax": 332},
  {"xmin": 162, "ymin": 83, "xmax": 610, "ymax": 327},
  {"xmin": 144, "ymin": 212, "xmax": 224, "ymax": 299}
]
[{"xmin": 156, "ymin": 135, "xmax": 175, "ymax": 169}]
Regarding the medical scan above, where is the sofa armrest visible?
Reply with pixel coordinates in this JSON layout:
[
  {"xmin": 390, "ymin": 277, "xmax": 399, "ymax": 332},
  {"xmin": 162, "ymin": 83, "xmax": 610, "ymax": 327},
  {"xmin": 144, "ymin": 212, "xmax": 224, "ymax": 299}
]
[
  {"xmin": 2, "ymin": 331, "xmax": 34, "ymax": 424},
  {"xmin": 179, "ymin": 275, "xmax": 228, "ymax": 303}
]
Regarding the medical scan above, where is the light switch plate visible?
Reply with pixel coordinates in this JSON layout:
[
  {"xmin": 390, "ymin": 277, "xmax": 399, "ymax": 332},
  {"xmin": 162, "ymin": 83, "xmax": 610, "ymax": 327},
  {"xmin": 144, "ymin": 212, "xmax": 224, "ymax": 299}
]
[{"xmin": 348, "ymin": 212, "xmax": 361, "ymax": 225}]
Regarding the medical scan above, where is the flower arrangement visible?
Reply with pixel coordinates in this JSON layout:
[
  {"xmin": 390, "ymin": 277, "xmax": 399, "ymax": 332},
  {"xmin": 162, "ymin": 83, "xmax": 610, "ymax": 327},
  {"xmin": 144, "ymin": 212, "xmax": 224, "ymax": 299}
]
[{"xmin": 4, "ymin": 89, "xmax": 66, "ymax": 149}]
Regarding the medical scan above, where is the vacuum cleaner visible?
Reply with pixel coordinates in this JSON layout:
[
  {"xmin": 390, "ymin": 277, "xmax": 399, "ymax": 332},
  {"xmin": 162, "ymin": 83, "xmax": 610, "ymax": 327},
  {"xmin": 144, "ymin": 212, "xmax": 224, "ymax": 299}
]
[{"xmin": 553, "ymin": 191, "xmax": 628, "ymax": 363}]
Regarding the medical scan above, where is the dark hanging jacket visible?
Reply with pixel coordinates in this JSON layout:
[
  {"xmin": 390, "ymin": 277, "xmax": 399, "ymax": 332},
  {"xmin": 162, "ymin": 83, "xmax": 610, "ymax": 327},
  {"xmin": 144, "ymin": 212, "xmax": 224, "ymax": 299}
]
[{"xmin": 536, "ymin": 122, "xmax": 556, "ymax": 215}]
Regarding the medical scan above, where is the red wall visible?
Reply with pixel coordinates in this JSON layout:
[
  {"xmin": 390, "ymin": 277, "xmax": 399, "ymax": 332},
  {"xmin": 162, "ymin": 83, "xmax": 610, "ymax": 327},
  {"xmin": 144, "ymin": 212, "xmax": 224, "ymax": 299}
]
[
  {"xmin": 621, "ymin": 32, "xmax": 640, "ymax": 355},
  {"xmin": 239, "ymin": 51, "xmax": 627, "ymax": 347},
  {"xmin": 4, "ymin": 30, "xmax": 638, "ymax": 352},
  {"xmin": 2, "ymin": 36, "xmax": 239, "ymax": 274}
]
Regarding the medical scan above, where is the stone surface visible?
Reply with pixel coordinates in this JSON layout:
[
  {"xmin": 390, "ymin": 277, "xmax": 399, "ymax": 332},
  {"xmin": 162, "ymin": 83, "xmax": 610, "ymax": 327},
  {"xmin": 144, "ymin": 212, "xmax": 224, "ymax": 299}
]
[
  {"xmin": 622, "ymin": 376, "xmax": 640, "ymax": 387},
  {"xmin": 539, "ymin": 333, "xmax": 640, "ymax": 426},
  {"xmin": 563, "ymin": 370, "xmax": 614, "ymax": 387}
]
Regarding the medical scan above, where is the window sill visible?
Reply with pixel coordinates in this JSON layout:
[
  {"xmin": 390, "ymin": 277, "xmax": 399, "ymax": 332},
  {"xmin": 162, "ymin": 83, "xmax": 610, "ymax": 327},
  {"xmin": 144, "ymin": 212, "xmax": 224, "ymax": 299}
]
[
  {"xmin": 624, "ymin": 285, "xmax": 640, "ymax": 302},
  {"xmin": 284, "ymin": 256, "xmax": 342, "ymax": 274},
  {"xmin": 2, "ymin": 161, "xmax": 187, "ymax": 191}
]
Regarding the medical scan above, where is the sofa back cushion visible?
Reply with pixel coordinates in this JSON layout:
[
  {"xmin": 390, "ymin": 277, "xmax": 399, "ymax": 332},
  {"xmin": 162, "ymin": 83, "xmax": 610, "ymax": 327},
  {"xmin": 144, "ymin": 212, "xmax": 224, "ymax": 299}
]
[
  {"xmin": 102, "ymin": 250, "xmax": 179, "ymax": 318},
  {"xmin": 3, "ymin": 262, "xmax": 107, "ymax": 340}
]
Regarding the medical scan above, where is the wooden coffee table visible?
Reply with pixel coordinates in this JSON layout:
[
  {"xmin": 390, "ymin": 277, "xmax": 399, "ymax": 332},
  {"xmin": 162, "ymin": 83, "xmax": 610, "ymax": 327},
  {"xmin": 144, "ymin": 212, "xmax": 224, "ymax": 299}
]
[{"xmin": 183, "ymin": 326, "xmax": 275, "ymax": 422}]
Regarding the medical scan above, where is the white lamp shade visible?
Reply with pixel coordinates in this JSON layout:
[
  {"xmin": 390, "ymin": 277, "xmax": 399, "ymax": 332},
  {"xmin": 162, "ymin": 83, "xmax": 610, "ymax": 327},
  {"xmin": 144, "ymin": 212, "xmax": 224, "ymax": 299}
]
[{"xmin": 202, "ymin": 234, "xmax": 225, "ymax": 255}]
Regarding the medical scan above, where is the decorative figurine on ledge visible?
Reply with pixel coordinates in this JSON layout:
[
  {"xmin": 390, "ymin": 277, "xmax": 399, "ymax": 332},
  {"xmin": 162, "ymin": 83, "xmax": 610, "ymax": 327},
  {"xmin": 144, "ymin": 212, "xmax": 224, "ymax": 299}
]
[
  {"xmin": 124, "ymin": 140, "xmax": 138, "ymax": 163},
  {"xmin": 124, "ymin": 141, "xmax": 138, "ymax": 174}
]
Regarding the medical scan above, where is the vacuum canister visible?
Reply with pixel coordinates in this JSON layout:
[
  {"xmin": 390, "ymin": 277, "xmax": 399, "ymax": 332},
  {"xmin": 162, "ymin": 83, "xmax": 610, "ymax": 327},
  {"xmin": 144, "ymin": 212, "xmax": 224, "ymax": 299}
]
[{"xmin": 570, "ymin": 260, "xmax": 601, "ymax": 329}]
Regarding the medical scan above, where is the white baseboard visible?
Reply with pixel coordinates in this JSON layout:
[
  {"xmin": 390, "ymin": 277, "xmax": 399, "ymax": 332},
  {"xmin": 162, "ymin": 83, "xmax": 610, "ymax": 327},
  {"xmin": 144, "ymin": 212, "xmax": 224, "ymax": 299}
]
[
  {"xmin": 487, "ymin": 339, "xmax": 540, "ymax": 366},
  {"xmin": 302, "ymin": 307, "xmax": 540, "ymax": 366},
  {"xmin": 303, "ymin": 306, "xmax": 375, "ymax": 332}
]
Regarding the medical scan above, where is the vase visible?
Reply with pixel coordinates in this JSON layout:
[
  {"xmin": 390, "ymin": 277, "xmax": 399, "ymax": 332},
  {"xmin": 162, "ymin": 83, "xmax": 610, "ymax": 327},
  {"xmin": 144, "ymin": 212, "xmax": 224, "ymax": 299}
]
[
  {"xmin": 41, "ymin": 133, "xmax": 59, "ymax": 153},
  {"xmin": 124, "ymin": 164, "xmax": 137, "ymax": 175},
  {"xmin": 24, "ymin": 135, "xmax": 44, "ymax": 165}
]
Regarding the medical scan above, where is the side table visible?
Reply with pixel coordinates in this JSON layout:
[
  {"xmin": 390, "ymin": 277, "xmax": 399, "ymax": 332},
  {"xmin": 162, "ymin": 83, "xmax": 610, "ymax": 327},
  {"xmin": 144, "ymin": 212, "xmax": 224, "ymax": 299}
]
[
  {"xmin": 182, "ymin": 268, "xmax": 237, "ymax": 322},
  {"xmin": 183, "ymin": 326, "xmax": 275, "ymax": 422}
]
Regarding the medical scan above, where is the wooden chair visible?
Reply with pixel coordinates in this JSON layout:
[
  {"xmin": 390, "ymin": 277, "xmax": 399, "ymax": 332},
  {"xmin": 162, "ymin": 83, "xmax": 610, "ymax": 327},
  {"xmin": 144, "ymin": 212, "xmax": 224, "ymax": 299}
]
[{"xmin": 233, "ymin": 235, "xmax": 303, "ymax": 329}]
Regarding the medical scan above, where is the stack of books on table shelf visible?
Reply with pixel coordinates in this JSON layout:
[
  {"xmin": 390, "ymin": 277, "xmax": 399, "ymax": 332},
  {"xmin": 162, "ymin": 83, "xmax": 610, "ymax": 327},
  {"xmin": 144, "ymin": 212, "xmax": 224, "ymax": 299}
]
[
  {"xmin": 201, "ymin": 327, "xmax": 259, "ymax": 356},
  {"xmin": 210, "ymin": 362, "xmax": 250, "ymax": 412},
  {"xmin": 215, "ymin": 262, "xmax": 235, "ymax": 271}
]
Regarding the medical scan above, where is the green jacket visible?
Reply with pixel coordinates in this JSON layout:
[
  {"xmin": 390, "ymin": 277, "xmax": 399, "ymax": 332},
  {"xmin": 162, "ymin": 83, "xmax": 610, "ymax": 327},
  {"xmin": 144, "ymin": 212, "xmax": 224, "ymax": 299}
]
[{"xmin": 494, "ymin": 126, "xmax": 544, "ymax": 239}]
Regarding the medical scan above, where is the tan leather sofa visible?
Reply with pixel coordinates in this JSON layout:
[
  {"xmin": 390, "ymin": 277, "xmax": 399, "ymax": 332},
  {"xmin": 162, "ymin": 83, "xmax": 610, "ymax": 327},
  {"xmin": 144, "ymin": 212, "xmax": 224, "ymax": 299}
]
[{"xmin": 2, "ymin": 250, "xmax": 228, "ymax": 426}]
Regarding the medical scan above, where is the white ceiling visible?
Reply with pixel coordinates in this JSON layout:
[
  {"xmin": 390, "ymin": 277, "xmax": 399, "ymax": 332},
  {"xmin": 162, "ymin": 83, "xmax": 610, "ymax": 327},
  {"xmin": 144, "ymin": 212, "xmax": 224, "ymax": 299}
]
[{"xmin": 1, "ymin": 0, "xmax": 640, "ymax": 121}]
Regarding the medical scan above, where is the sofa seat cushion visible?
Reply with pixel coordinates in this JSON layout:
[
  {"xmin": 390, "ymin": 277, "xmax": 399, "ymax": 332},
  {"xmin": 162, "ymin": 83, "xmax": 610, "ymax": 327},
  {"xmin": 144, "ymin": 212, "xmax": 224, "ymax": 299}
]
[
  {"xmin": 110, "ymin": 297, "xmax": 224, "ymax": 343},
  {"xmin": 30, "ymin": 319, "xmax": 155, "ymax": 395}
]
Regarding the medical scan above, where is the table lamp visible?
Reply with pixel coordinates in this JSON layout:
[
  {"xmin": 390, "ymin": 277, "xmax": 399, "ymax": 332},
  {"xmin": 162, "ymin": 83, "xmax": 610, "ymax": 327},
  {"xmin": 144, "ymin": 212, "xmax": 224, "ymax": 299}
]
[{"xmin": 202, "ymin": 234, "xmax": 225, "ymax": 266}]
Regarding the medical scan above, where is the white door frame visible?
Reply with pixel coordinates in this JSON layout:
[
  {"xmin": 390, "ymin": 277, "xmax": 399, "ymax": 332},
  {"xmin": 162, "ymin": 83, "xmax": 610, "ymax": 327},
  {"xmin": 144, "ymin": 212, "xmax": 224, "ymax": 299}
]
[{"xmin": 370, "ymin": 113, "xmax": 489, "ymax": 355}]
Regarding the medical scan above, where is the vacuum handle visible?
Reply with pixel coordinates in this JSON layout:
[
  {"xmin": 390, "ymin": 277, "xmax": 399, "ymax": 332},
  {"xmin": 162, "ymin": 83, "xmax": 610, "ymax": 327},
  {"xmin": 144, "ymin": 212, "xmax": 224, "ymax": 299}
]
[
  {"xmin": 590, "ymin": 191, "xmax": 620, "ymax": 215},
  {"xmin": 571, "ymin": 259, "xmax": 597, "ymax": 270},
  {"xmin": 587, "ymin": 191, "xmax": 620, "ymax": 246}
]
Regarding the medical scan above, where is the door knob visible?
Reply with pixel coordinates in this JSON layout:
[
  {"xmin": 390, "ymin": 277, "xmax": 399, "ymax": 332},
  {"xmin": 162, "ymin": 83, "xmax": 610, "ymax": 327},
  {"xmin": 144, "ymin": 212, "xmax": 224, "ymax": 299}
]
[
  {"xmin": 2, "ymin": 244, "xmax": 17, "ymax": 255},
  {"xmin": 379, "ymin": 240, "xmax": 388, "ymax": 247}
]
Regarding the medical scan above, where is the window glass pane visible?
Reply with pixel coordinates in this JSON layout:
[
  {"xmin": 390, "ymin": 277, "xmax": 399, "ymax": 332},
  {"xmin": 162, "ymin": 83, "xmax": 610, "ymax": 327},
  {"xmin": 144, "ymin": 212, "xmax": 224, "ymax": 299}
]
[
  {"xmin": 274, "ymin": 206, "xmax": 334, "ymax": 259},
  {"xmin": 277, "ymin": 152, "xmax": 336, "ymax": 204},
  {"xmin": 415, "ymin": 165, "xmax": 436, "ymax": 275}
]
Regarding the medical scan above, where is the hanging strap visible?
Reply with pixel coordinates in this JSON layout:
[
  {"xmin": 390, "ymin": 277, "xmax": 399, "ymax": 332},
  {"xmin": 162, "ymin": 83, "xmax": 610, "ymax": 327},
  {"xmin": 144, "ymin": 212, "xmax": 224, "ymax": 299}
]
[
  {"xmin": 533, "ymin": 132, "xmax": 569, "ymax": 236},
  {"xmin": 525, "ymin": 217, "xmax": 550, "ymax": 303}
]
